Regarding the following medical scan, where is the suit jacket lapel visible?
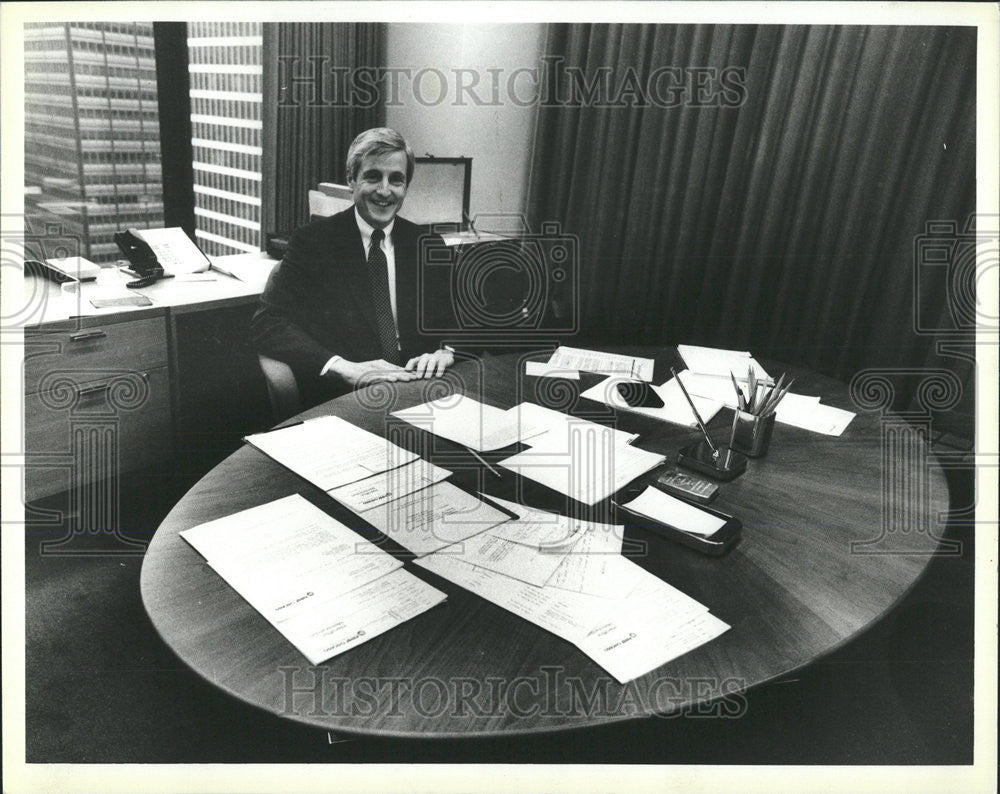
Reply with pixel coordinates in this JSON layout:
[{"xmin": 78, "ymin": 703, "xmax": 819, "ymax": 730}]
[
  {"xmin": 394, "ymin": 221, "xmax": 420, "ymax": 353},
  {"xmin": 331, "ymin": 209, "xmax": 381, "ymax": 341}
]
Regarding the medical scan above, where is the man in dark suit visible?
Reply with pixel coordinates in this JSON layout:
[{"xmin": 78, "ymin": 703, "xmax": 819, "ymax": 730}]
[{"xmin": 251, "ymin": 128, "xmax": 455, "ymax": 407}]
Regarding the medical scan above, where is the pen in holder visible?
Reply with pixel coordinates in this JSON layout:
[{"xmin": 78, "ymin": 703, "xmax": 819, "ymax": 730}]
[
  {"xmin": 726, "ymin": 365, "xmax": 793, "ymax": 459},
  {"xmin": 731, "ymin": 409, "xmax": 776, "ymax": 457},
  {"xmin": 676, "ymin": 439, "xmax": 748, "ymax": 481},
  {"xmin": 671, "ymin": 366, "xmax": 747, "ymax": 481}
]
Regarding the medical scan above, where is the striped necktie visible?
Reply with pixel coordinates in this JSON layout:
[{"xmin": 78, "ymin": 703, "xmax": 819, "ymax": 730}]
[{"xmin": 366, "ymin": 228, "xmax": 401, "ymax": 364}]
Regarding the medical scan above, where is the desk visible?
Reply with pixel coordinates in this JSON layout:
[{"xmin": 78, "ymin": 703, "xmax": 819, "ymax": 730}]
[
  {"xmin": 140, "ymin": 350, "xmax": 950, "ymax": 737},
  {"xmin": 22, "ymin": 254, "xmax": 276, "ymax": 500}
]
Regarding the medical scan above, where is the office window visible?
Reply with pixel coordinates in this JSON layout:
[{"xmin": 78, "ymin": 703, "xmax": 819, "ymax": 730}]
[
  {"xmin": 188, "ymin": 22, "xmax": 263, "ymax": 256},
  {"xmin": 24, "ymin": 22, "xmax": 164, "ymax": 263}
]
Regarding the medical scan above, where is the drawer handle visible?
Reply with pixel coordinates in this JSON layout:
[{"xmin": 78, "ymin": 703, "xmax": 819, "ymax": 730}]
[
  {"xmin": 76, "ymin": 383, "xmax": 110, "ymax": 397},
  {"xmin": 69, "ymin": 329, "xmax": 107, "ymax": 342}
]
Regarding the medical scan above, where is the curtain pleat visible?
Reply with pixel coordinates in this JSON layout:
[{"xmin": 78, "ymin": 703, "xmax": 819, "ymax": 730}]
[
  {"xmin": 526, "ymin": 24, "xmax": 976, "ymax": 418},
  {"xmin": 266, "ymin": 23, "xmax": 386, "ymax": 232}
]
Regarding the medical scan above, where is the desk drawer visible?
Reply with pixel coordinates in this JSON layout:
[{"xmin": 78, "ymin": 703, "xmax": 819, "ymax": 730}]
[
  {"xmin": 24, "ymin": 316, "xmax": 168, "ymax": 395},
  {"xmin": 24, "ymin": 366, "xmax": 173, "ymax": 500}
]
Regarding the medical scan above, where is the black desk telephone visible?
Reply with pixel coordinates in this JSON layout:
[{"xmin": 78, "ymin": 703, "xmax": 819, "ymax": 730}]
[{"xmin": 114, "ymin": 229, "xmax": 165, "ymax": 288}]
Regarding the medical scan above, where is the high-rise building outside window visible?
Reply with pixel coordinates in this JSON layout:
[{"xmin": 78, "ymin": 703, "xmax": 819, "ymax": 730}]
[
  {"xmin": 24, "ymin": 22, "xmax": 164, "ymax": 263},
  {"xmin": 187, "ymin": 22, "xmax": 263, "ymax": 256}
]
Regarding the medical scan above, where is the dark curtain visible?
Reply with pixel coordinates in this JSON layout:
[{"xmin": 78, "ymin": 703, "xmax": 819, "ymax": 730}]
[
  {"xmin": 526, "ymin": 25, "xmax": 975, "ymax": 419},
  {"xmin": 263, "ymin": 23, "xmax": 386, "ymax": 233}
]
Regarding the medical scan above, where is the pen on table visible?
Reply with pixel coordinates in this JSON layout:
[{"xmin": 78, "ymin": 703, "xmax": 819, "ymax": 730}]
[
  {"xmin": 466, "ymin": 446, "xmax": 502, "ymax": 478},
  {"xmin": 670, "ymin": 367, "xmax": 720, "ymax": 459}
]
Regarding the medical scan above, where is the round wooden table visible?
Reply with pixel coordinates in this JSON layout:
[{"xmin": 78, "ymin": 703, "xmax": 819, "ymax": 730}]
[{"xmin": 140, "ymin": 350, "xmax": 950, "ymax": 738}]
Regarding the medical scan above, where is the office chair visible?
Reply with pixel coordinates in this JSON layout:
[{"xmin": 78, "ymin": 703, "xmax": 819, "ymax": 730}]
[{"xmin": 258, "ymin": 354, "xmax": 302, "ymax": 424}]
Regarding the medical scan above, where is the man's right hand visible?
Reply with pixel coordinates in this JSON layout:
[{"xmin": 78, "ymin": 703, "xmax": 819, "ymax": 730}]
[{"xmin": 326, "ymin": 358, "xmax": 420, "ymax": 388}]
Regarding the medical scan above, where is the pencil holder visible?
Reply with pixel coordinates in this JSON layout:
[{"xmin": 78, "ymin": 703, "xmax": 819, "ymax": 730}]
[{"xmin": 731, "ymin": 410, "xmax": 775, "ymax": 458}]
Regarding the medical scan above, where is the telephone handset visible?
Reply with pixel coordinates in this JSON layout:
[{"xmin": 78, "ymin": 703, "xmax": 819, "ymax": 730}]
[{"xmin": 114, "ymin": 229, "xmax": 165, "ymax": 289}]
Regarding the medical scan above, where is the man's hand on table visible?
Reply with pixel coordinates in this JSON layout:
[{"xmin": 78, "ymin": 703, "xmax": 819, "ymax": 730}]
[
  {"xmin": 327, "ymin": 358, "xmax": 420, "ymax": 387},
  {"xmin": 405, "ymin": 348, "xmax": 455, "ymax": 378}
]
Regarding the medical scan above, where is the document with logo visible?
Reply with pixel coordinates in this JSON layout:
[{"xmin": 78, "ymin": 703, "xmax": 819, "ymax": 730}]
[
  {"xmin": 547, "ymin": 345, "xmax": 655, "ymax": 382},
  {"xmin": 500, "ymin": 432, "xmax": 665, "ymax": 506},
  {"xmin": 415, "ymin": 552, "xmax": 726, "ymax": 683},
  {"xmin": 358, "ymin": 480, "xmax": 510, "ymax": 556},
  {"xmin": 180, "ymin": 495, "xmax": 402, "ymax": 603},
  {"xmin": 179, "ymin": 495, "xmax": 446, "ymax": 664},
  {"xmin": 249, "ymin": 567, "xmax": 447, "ymax": 665},
  {"xmin": 328, "ymin": 458, "xmax": 452, "ymax": 513},
  {"xmin": 393, "ymin": 394, "xmax": 546, "ymax": 451},
  {"xmin": 245, "ymin": 415, "xmax": 418, "ymax": 491}
]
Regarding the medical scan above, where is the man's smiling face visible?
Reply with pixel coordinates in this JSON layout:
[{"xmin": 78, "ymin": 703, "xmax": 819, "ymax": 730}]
[{"xmin": 349, "ymin": 150, "xmax": 409, "ymax": 229}]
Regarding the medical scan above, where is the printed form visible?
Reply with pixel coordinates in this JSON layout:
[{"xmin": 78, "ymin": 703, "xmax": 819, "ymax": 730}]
[
  {"xmin": 245, "ymin": 415, "xmax": 418, "ymax": 491},
  {"xmin": 180, "ymin": 495, "xmax": 445, "ymax": 664}
]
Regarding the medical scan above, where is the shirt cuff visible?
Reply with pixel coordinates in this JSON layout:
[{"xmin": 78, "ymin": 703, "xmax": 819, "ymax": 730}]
[{"xmin": 320, "ymin": 355, "xmax": 342, "ymax": 376}]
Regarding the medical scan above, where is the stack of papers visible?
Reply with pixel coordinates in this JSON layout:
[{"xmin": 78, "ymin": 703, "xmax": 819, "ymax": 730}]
[
  {"xmin": 180, "ymin": 495, "xmax": 446, "ymax": 664},
  {"xmin": 416, "ymin": 495, "xmax": 729, "ymax": 683},
  {"xmin": 546, "ymin": 346, "xmax": 655, "ymax": 382},
  {"xmin": 393, "ymin": 395, "xmax": 547, "ymax": 451}
]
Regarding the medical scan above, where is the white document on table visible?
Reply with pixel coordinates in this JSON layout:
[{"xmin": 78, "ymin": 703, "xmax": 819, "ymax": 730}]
[
  {"xmin": 620, "ymin": 486, "xmax": 727, "ymax": 536},
  {"xmin": 415, "ymin": 552, "xmax": 725, "ymax": 683},
  {"xmin": 525, "ymin": 360, "xmax": 580, "ymax": 380},
  {"xmin": 359, "ymin": 480, "xmax": 510, "ymax": 556},
  {"xmin": 245, "ymin": 415, "xmax": 418, "ymax": 491},
  {"xmin": 261, "ymin": 567, "xmax": 447, "ymax": 665},
  {"xmin": 134, "ymin": 227, "xmax": 212, "ymax": 274},
  {"xmin": 327, "ymin": 458, "xmax": 452, "ymax": 513},
  {"xmin": 547, "ymin": 345, "xmax": 655, "ymax": 382},
  {"xmin": 431, "ymin": 530, "xmax": 579, "ymax": 587},
  {"xmin": 512, "ymin": 402, "xmax": 639, "ymax": 450},
  {"xmin": 677, "ymin": 344, "xmax": 770, "ymax": 382},
  {"xmin": 392, "ymin": 395, "xmax": 545, "ymax": 451},
  {"xmin": 580, "ymin": 375, "xmax": 723, "ymax": 428},
  {"xmin": 501, "ymin": 432, "xmax": 665, "ymax": 506},
  {"xmin": 179, "ymin": 494, "xmax": 401, "ymax": 601},
  {"xmin": 785, "ymin": 403, "xmax": 856, "ymax": 435},
  {"xmin": 179, "ymin": 495, "xmax": 447, "ymax": 664},
  {"xmin": 210, "ymin": 251, "xmax": 278, "ymax": 285},
  {"xmin": 477, "ymin": 493, "xmax": 586, "ymax": 548},
  {"xmin": 577, "ymin": 610, "xmax": 730, "ymax": 684},
  {"xmin": 546, "ymin": 519, "xmax": 626, "ymax": 598}
]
